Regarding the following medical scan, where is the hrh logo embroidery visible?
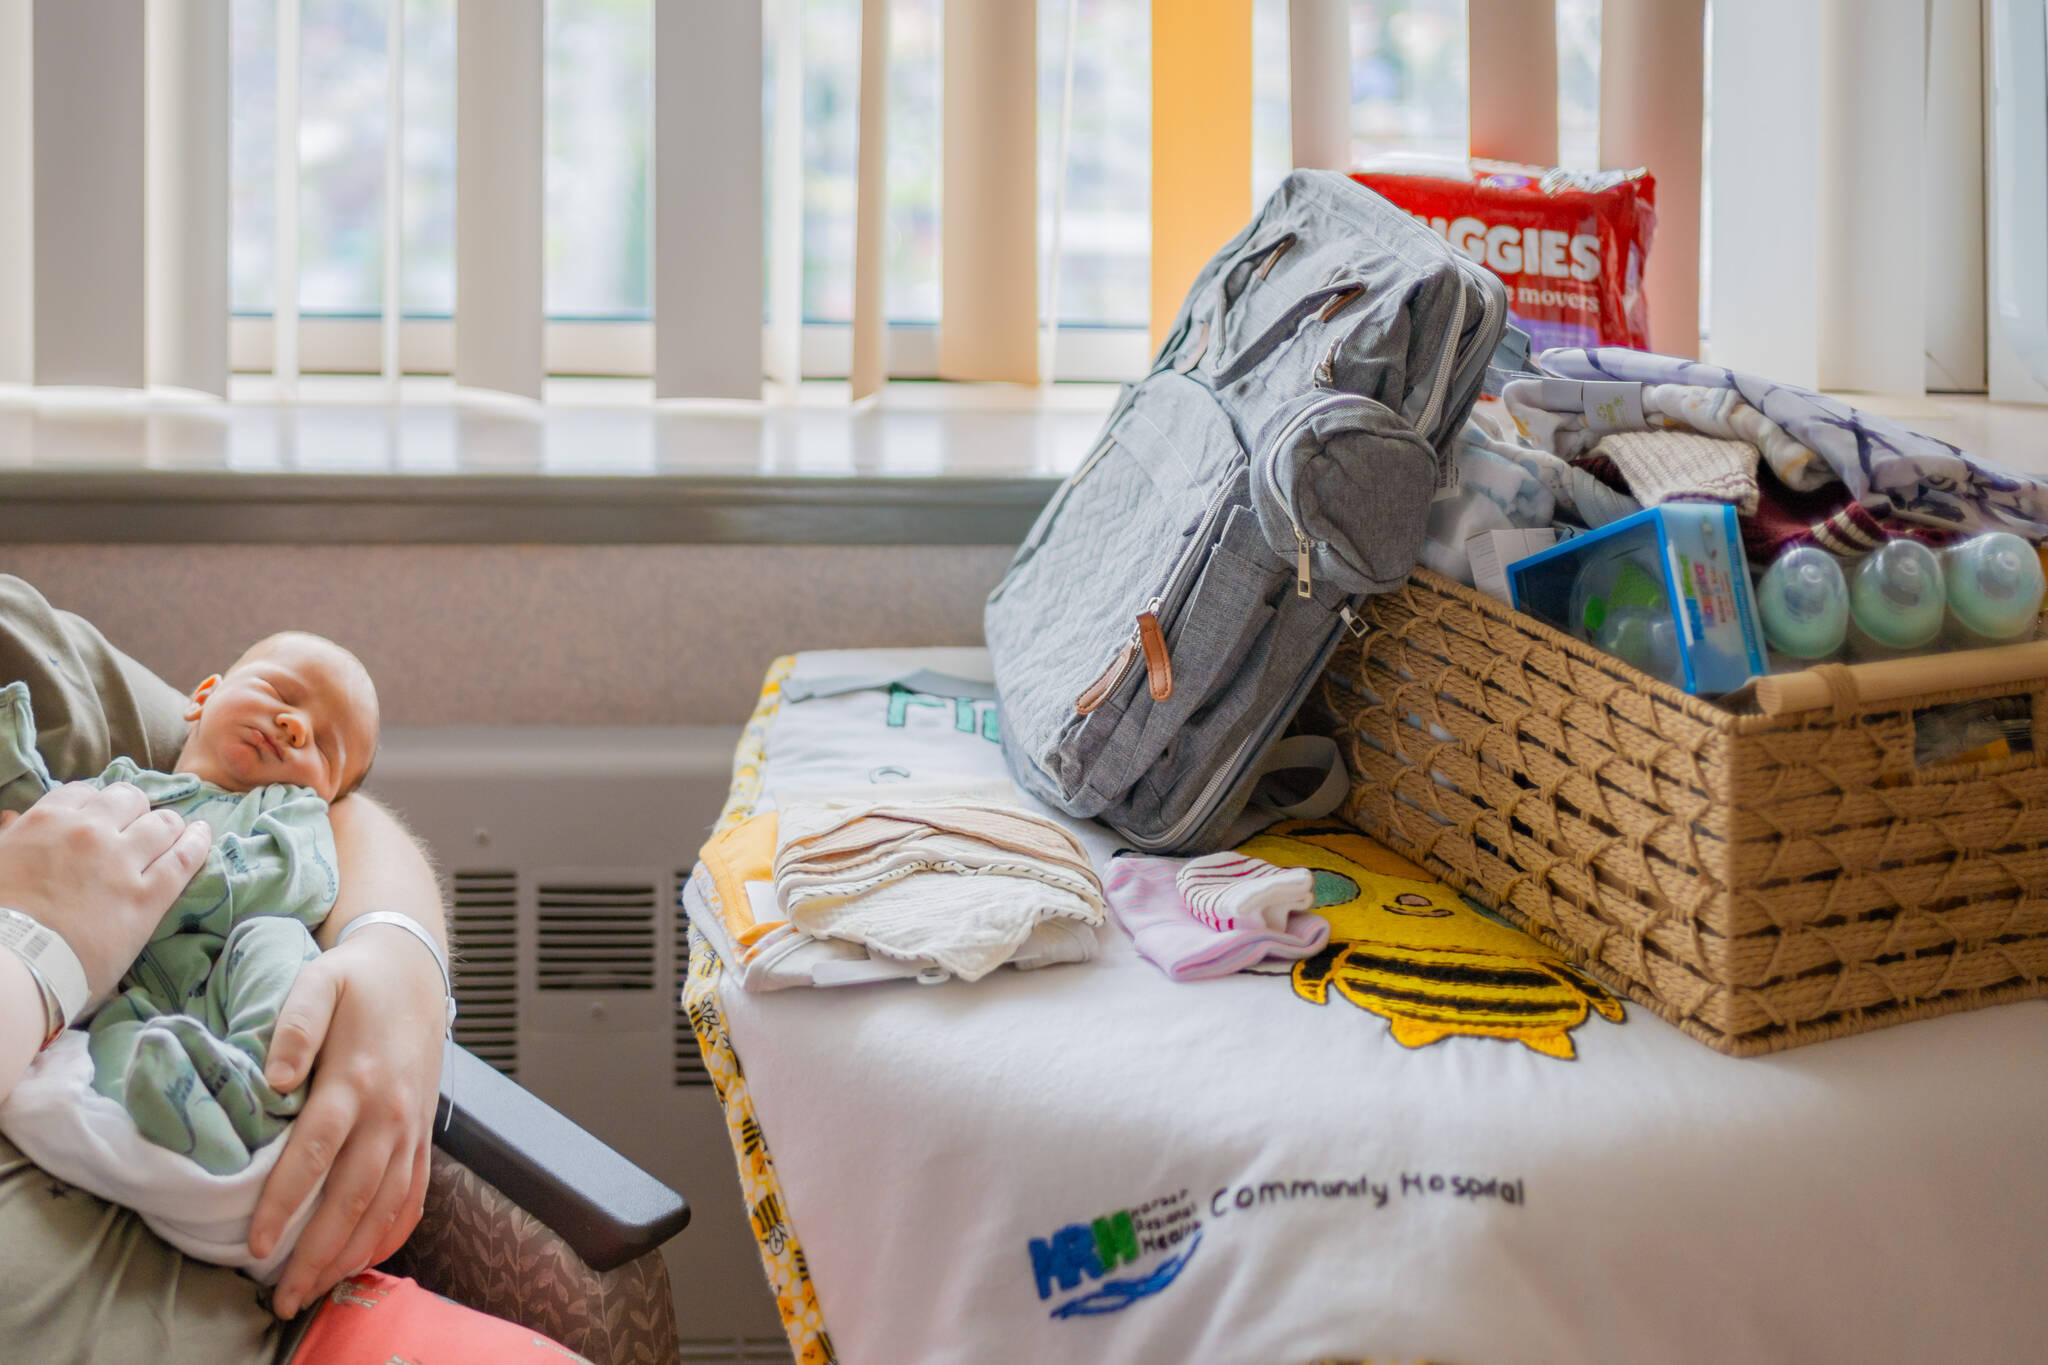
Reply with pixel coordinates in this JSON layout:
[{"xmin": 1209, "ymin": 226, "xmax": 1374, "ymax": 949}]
[
  {"xmin": 1026, "ymin": 1190, "xmax": 1202, "ymax": 1318},
  {"xmin": 885, "ymin": 683, "xmax": 1000, "ymax": 743},
  {"xmin": 1238, "ymin": 820, "xmax": 1624, "ymax": 1059}
]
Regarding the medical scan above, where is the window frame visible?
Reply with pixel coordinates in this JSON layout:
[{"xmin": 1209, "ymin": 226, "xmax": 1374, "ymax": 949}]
[{"xmin": 227, "ymin": 316, "xmax": 1151, "ymax": 384}]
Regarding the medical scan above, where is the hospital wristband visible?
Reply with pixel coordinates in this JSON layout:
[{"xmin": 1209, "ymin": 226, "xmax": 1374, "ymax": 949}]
[
  {"xmin": 336, "ymin": 910, "xmax": 458, "ymax": 1036},
  {"xmin": 0, "ymin": 906, "xmax": 91, "ymax": 1048}
]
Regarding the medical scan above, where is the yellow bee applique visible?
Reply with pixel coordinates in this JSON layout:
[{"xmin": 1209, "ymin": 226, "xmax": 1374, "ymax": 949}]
[{"xmin": 1236, "ymin": 819, "xmax": 1624, "ymax": 1060}]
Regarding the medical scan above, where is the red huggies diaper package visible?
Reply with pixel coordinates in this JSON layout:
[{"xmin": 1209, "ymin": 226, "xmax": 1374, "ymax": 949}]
[{"xmin": 1352, "ymin": 155, "xmax": 1657, "ymax": 353}]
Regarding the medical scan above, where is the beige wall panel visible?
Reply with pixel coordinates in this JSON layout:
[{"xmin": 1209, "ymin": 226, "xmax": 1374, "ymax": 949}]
[{"xmin": 8, "ymin": 545, "xmax": 1015, "ymax": 727}]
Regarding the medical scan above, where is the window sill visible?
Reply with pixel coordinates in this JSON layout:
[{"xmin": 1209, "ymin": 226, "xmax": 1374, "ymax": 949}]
[
  {"xmin": 0, "ymin": 378, "xmax": 1114, "ymax": 545},
  {"xmin": 5, "ymin": 379, "xmax": 2047, "ymax": 546}
]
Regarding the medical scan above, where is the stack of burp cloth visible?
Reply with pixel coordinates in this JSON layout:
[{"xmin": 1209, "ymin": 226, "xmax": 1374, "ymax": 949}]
[{"xmin": 688, "ymin": 781, "xmax": 1106, "ymax": 990}]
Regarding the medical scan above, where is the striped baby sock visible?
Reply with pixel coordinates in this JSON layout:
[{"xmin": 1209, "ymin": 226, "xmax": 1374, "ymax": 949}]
[{"xmin": 1175, "ymin": 852, "xmax": 1314, "ymax": 932}]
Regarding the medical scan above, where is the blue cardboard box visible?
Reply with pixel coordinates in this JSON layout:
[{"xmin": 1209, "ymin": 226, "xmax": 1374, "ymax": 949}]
[{"xmin": 1507, "ymin": 504, "xmax": 1767, "ymax": 695}]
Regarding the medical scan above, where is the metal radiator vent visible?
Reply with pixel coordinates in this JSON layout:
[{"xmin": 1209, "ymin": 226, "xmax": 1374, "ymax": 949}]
[
  {"xmin": 450, "ymin": 870, "xmax": 520, "ymax": 1076},
  {"xmin": 536, "ymin": 880, "xmax": 658, "ymax": 991}
]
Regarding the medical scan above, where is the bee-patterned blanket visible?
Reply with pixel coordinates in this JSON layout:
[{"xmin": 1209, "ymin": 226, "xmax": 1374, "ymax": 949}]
[{"xmin": 689, "ymin": 648, "xmax": 2048, "ymax": 1365}]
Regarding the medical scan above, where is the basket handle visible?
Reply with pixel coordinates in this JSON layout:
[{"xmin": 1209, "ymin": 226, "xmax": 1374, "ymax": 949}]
[{"xmin": 1754, "ymin": 640, "xmax": 2048, "ymax": 717}]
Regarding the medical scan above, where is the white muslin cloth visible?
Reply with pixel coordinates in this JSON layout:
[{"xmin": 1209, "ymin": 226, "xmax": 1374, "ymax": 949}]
[{"xmin": 772, "ymin": 793, "xmax": 1106, "ymax": 982}]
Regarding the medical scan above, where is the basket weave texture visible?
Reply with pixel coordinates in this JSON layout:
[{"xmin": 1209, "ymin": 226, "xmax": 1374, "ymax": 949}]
[{"xmin": 1307, "ymin": 568, "xmax": 2048, "ymax": 1055}]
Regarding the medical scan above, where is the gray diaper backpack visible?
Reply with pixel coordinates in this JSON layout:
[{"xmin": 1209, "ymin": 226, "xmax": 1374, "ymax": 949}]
[{"xmin": 984, "ymin": 169, "xmax": 1508, "ymax": 852}]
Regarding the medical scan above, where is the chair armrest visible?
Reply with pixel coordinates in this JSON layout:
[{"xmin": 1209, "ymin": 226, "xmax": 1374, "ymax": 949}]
[
  {"xmin": 385, "ymin": 1147, "xmax": 680, "ymax": 1365},
  {"xmin": 432, "ymin": 1040, "xmax": 691, "ymax": 1272}
]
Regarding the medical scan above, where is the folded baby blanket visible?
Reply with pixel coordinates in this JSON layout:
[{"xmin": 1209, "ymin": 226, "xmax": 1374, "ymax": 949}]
[
  {"xmin": 1502, "ymin": 372, "xmax": 1818, "ymax": 492},
  {"xmin": 771, "ymin": 795, "xmax": 1106, "ymax": 982},
  {"xmin": 1533, "ymin": 347, "xmax": 2048, "ymax": 541},
  {"xmin": 694, "ymin": 808, "xmax": 1097, "ymax": 990}
]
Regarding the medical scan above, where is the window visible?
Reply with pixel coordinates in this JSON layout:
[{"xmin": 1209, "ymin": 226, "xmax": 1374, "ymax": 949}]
[{"xmin": 216, "ymin": 1, "xmax": 1611, "ymax": 383}]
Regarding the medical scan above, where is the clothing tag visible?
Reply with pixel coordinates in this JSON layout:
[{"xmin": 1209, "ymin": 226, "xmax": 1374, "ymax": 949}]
[
  {"xmin": 1432, "ymin": 449, "xmax": 1462, "ymax": 502},
  {"xmin": 1535, "ymin": 377, "xmax": 1647, "ymax": 433}
]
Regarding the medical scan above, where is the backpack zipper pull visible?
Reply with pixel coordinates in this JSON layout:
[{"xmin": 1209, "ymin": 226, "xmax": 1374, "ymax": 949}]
[
  {"xmin": 1295, "ymin": 530, "xmax": 1314, "ymax": 598},
  {"xmin": 1136, "ymin": 598, "xmax": 1173, "ymax": 701},
  {"xmin": 1076, "ymin": 597, "xmax": 1170, "ymax": 714},
  {"xmin": 1314, "ymin": 334, "xmax": 1340, "ymax": 387},
  {"xmin": 1339, "ymin": 603, "xmax": 1368, "ymax": 638}
]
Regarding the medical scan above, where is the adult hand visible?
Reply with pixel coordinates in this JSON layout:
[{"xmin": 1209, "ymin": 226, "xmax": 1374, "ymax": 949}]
[
  {"xmin": 0, "ymin": 782, "xmax": 209, "ymax": 999},
  {"xmin": 249, "ymin": 924, "xmax": 445, "ymax": 1318}
]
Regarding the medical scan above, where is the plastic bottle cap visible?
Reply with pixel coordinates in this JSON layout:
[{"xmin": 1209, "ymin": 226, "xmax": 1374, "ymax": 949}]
[
  {"xmin": 1947, "ymin": 531, "xmax": 2046, "ymax": 642},
  {"xmin": 1759, "ymin": 547, "xmax": 1849, "ymax": 660},
  {"xmin": 1851, "ymin": 540, "xmax": 1947, "ymax": 650}
]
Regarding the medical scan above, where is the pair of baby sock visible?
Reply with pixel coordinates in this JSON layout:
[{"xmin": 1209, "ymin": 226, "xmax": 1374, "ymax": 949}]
[
  {"xmin": 1106, "ymin": 852, "xmax": 1325, "ymax": 983},
  {"xmin": 1175, "ymin": 852, "xmax": 1314, "ymax": 931}
]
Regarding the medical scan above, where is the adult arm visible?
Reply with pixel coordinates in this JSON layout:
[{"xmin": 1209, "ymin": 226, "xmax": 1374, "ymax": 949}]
[
  {"xmin": 0, "ymin": 783, "xmax": 209, "ymax": 1103},
  {"xmin": 250, "ymin": 792, "xmax": 450, "ymax": 1319}
]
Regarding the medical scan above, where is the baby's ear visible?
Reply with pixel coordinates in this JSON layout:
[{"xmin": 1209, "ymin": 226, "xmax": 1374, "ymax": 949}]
[{"xmin": 183, "ymin": 674, "xmax": 221, "ymax": 722}]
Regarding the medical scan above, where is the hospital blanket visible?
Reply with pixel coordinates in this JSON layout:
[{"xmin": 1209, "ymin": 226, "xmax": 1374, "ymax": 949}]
[{"xmin": 688, "ymin": 650, "xmax": 2048, "ymax": 1365}]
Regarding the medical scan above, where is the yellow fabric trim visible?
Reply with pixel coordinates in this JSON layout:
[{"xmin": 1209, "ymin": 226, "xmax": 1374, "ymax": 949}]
[
  {"xmin": 1150, "ymin": 0, "xmax": 1253, "ymax": 347},
  {"xmin": 690, "ymin": 656, "xmax": 839, "ymax": 1365}
]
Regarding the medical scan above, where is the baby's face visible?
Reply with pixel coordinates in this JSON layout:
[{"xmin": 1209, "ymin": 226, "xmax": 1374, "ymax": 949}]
[{"xmin": 176, "ymin": 634, "xmax": 379, "ymax": 803}]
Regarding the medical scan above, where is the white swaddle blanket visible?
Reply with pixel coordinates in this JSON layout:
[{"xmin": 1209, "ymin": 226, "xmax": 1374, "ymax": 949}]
[{"xmin": 0, "ymin": 1033, "xmax": 322, "ymax": 1281}]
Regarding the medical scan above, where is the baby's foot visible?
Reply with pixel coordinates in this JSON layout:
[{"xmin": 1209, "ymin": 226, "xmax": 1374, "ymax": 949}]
[{"xmin": 126, "ymin": 1024, "xmax": 251, "ymax": 1174}]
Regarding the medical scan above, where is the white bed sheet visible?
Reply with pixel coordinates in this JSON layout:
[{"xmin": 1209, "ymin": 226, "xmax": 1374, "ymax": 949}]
[{"xmin": 713, "ymin": 648, "xmax": 2048, "ymax": 1365}]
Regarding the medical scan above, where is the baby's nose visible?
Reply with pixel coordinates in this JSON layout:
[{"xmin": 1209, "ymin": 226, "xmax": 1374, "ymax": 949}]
[{"xmin": 278, "ymin": 711, "xmax": 310, "ymax": 747}]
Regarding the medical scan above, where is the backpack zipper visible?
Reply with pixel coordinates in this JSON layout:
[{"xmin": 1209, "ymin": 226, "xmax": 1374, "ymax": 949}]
[
  {"xmin": 1256, "ymin": 390, "xmax": 1371, "ymax": 599},
  {"xmin": 1075, "ymin": 595, "xmax": 1164, "ymax": 715},
  {"xmin": 1416, "ymin": 262, "xmax": 1502, "ymax": 443},
  {"xmin": 1284, "ymin": 269, "xmax": 1501, "ymax": 598}
]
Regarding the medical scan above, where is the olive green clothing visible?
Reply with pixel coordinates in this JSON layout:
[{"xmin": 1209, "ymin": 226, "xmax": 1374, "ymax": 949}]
[
  {"xmin": 0, "ymin": 575, "xmax": 305, "ymax": 1364},
  {"xmin": 0, "ymin": 574, "xmax": 190, "ymax": 779},
  {"xmin": 0, "ymin": 1132, "xmax": 302, "ymax": 1364}
]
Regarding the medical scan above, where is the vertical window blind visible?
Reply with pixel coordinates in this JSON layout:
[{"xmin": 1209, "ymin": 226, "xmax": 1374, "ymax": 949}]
[
  {"xmin": 1707, "ymin": 0, "xmax": 1979, "ymax": 395},
  {"xmin": 2, "ymin": 0, "xmax": 1729, "ymax": 401}
]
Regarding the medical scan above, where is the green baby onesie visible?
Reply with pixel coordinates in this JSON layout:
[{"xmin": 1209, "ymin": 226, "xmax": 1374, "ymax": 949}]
[{"xmin": 0, "ymin": 681, "xmax": 338, "ymax": 1175}]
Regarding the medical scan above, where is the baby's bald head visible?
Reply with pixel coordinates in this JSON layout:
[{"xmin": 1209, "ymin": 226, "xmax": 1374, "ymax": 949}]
[{"xmin": 176, "ymin": 631, "xmax": 381, "ymax": 802}]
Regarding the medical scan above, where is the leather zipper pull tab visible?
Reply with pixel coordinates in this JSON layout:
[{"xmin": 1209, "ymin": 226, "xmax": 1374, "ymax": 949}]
[
  {"xmin": 1074, "ymin": 639, "xmax": 1136, "ymax": 715},
  {"xmin": 1137, "ymin": 608, "xmax": 1173, "ymax": 701}
]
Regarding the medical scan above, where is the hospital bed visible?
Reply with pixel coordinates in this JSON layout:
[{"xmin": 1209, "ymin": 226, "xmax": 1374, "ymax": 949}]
[{"xmin": 685, "ymin": 649, "xmax": 2047, "ymax": 1365}]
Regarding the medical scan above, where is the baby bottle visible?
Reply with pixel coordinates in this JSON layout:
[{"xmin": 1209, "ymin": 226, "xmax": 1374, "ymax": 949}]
[
  {"xmin": 1847, "ymin": 539, "xmax": 1947, "ymax": 659},
  {"xmin": 1943, "ymin": 531, "xmax": 2046, "ymax": 646},
  {"xmin": 1756, "ymin": 546, "xmax": 1849, "ymax": 666},
  {"xmin": 1569, "ymin": 550, "xmax": 1682, "ymax": 686}
]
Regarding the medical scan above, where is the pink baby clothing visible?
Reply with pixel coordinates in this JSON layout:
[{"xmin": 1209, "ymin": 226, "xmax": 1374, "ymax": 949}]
[
  {"xmin": 1106, "ymin": 854, "xmax": 1329, "ymax": 983},
  {"xmin": 1175, "ymin": 851, "xmax": 1315, "ymax": 931}
]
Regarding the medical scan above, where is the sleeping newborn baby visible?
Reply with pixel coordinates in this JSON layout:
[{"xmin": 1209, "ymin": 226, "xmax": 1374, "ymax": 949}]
[{"xmin": 0, "ymin": 630, "xmax": 378, "ymax": 1276}]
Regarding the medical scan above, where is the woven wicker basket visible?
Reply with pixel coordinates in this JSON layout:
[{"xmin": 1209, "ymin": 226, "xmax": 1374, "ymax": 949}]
[{"xmin": 1306, "ymin": 567, "xmax": 2048, "ymax": 1055}]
